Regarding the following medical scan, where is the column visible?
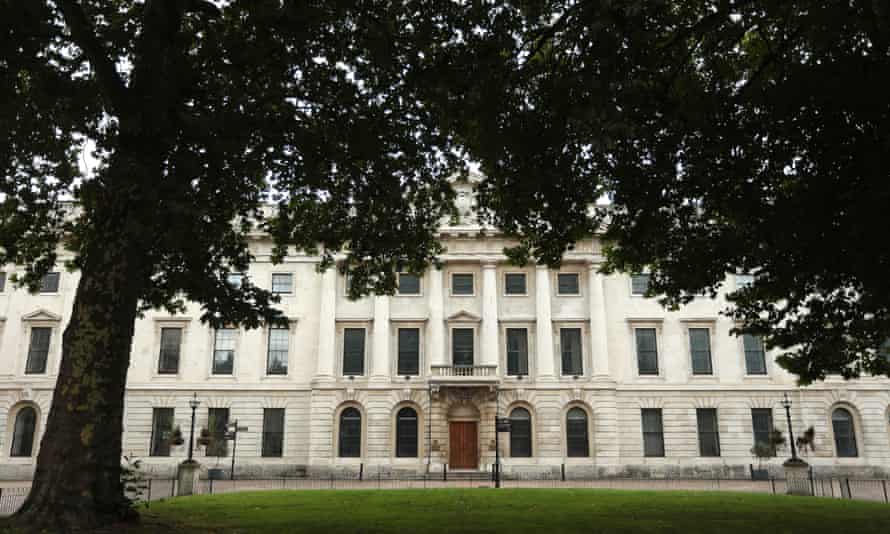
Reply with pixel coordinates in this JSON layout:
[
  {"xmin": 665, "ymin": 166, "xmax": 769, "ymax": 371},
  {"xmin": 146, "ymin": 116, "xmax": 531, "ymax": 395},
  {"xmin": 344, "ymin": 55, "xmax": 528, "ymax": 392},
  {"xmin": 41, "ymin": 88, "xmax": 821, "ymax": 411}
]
[
  {"xmin": 589, "ymin": 263, "xmax": 611, "ymax": 380},
  {"xmin": 316, "ymin": 266, "xmax": 337, "ymax": 379},
  {"xmin": 371, "ymin": 295, "xmax": 390, "ymax": 380},
  {"xmin": 428, "ymin": 268, "xmax": 446, "ymax": 368},
  {"xmin": 535, "ymin": 265, "xmax": 556, "ymax": 379},
  {"xmin": 481, "ymin": 261, "xmax": 499, "ymax": 367}
]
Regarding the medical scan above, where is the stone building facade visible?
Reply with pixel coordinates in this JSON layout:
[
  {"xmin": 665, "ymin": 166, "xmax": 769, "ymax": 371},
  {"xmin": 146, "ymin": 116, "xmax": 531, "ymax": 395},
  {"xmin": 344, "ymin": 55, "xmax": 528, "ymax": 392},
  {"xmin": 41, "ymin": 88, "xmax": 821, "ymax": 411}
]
[{"xmin": 1, "ymin": 177, "xmax": 888, "ymax": 480}]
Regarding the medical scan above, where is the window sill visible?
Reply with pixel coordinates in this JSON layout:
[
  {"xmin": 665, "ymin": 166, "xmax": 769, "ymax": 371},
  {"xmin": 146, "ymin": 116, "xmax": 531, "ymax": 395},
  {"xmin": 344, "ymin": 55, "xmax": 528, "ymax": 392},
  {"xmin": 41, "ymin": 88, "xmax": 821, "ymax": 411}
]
[{"xmin": 261, "ymin": 374, "xmax": 291, "ymax": 380}]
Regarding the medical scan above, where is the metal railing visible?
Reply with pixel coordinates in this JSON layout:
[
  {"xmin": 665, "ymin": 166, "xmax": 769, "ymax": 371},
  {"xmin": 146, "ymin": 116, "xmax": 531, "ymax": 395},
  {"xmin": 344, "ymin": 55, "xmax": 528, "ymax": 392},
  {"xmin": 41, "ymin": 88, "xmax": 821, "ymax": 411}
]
[{"xmin": 3, "ymin": 469, "xmax": 890, "ymax": 517}]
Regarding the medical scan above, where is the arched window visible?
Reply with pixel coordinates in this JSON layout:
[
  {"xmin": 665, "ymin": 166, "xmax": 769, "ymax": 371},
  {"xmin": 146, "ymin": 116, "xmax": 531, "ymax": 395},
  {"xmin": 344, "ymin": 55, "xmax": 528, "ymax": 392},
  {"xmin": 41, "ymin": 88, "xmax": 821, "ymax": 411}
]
[
  {"xmin": 10, "ymin": 406, "xmax": 37, "ymax": 457},
  {"xmin": 396, "ymin": 407, "xmax": 419, "ymax": 458},
  {"xmin": 566, "ymin": 407, "xmax": 589, "ymax": 457},
  {"xmin": 832, "ymin": 408, "xmax": 858, "ymax": 458},
  {"xmin": 338, "ymin": 407, "xmax": 361, "ymax": 458},
  {"xmin": 509, "ymin": 407, "xmax": 532, "ymax": 458}
]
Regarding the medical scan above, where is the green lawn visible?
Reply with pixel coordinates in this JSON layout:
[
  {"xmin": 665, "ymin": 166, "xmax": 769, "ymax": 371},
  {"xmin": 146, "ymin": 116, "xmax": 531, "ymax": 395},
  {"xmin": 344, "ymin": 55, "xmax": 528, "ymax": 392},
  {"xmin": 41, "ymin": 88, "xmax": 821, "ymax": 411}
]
[{"xmin": 128, "ymin": 488, "xmax": 890, "ymax": 533}]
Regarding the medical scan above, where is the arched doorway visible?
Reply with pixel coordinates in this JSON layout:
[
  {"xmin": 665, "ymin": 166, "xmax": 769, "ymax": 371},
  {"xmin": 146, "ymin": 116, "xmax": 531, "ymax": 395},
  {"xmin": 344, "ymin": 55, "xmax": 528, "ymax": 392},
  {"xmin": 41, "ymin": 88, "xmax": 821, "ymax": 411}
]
[{"xmin": 447, "ymin": 402, "xmax": 480, "ymax": 469}]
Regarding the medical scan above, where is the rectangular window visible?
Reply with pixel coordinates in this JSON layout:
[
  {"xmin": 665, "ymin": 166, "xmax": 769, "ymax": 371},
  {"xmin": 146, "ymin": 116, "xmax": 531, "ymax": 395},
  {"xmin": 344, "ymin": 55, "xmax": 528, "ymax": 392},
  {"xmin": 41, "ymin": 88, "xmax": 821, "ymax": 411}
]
[
  {"xmin": 25, "ymin": 327, "xmax": 51, "ymax": 374},
  {"xmin": 557, "ymin": 273, "xmax": 580, "ymax": 295},
  {"xmin": 267, "ymin": 326, "xmax": 289, "ymax": 375},
  {"xmin": 880, "ymin": 339, "xmax": 890, "ymax": 362},
  {"xmin": 212, "ymin": 328, "xmax": 236, "ymax": 375},
  {"xmin": 696, "ymin": 408, "xmax": 721, "ymax": 457},
  {"xmin": 743, "ymin": 334, "xmax": 767, "ymax": 375},
  {"xmin": 226, "ymin": 272, "xmax": 243, "ymax": 289},
  {"xmin": 157, "ymin": 327, "xmax": 182, "ymax": 374},
  {"xmin": 751, "ymin": 408, "xmax": 774, "ymax": 454},
  {"xmin": 342, "ymin": 328, "xmax": 366, "ymax": 376},
  {"xmin": 150, "ymin": 408, "xmax": 175, "ymax": 457},
  {"xmin": 451, "ymin": 273, "xmax": 474, "ymax": 295},
  {"xmin": 630, "ymin": 273, "xmax": 650, "ymax": 295},
  {"xmin": 452, "ymin": 328, "xmax": 474, "ymax": 366},
  {"xmin": 560, "ymin": 328, "xmax": 583, "ymax": 376},
  {"xmin": 641, "ymin": 408, "xmax": 665, "ymax": 457},
  {"xmin": 397, "ymin": 328, "xmax": 420, "ymax": 376},
  {"xmin": 635, "ymin": 328, "xmax": 659, "ymax": 375},
  {"xmin": 0, "ymin": 272, "xmax": 6, "ymax": 292},
  {"xmin": 262, "ymin": 408, "xmax": 285, "ymax": 458},
  {"xmin": 206, "ymin": 408, "xmax": 229, "ymax": 457},
  {"xmin": 398, "ymin": 273, "xmax": 421, "ymax": 295},
  {"xmin": 271, "ymin": 273, "xmax": 293, "ymax": 294},
  {"xmin": 39, "ymin": 272, "xmax": 60, "ymax": 293},
  {"xmin": 504, "ymin": 273, "xmax": 527, "ymax": 295},
  {"xmin": 506, "ymin": 328, "xmax": 529, "ymax": 376},
  {"xmin": 689, "ymin": 328, "xmax": 713, "ymax": 375}
]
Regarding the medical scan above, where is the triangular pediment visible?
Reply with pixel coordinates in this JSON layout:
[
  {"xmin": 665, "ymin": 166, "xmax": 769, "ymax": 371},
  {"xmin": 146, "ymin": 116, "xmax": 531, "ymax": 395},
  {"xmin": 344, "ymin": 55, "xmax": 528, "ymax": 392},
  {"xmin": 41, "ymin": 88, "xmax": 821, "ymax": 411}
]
[
  {"xmin": 446, "ymin": 310, "xmax": 482, "ymax": 323},
  {"xmin": 22, "ymin": 309, "xmax": 62, "ymax": 322}
]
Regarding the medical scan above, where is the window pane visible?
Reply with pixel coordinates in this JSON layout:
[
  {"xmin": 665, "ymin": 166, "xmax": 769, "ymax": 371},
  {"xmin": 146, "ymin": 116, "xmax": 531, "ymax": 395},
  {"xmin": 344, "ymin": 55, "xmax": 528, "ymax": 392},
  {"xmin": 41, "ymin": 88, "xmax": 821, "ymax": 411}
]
[
  {"xmin": 452, "ymin": 328, "xmax": 474, "ymax": 366},
  {"xmin": 560, "ymin": 328, "xmax": 583, "ymax": 375},
  {"xmin": 398, "ymin": 274, "xmax": 421, "ymax": 295},
  {"xmin": 10, "ymin": 407, "xmax": 37, "ymax": 457},
  {"xmin": 267, "ymin": 327, "xmax": 289, "ymax": 375},
  {"xmin": 697, "ymin": 409, "xmax": 721, "ymax": 457},
  {"xmin": 262, "ymin": 408, "xmax": 285, "ymax": 457},
  {"xmin": 506, "ymin": 328, "xmax": 529, "ymax": 376},
  {"xmin": 743, "ymin": 334, "xmax": 767, "ymax": 375},
  {"xmin": 396, "ymin": 407, "xmax": 418, "ymax": 458},
  {"xmin": 566, "ymin": 408, "xmax": 589, "ymax": 457},
  {"xmin": 158, "ymin": 328, "xmax": 182, "ymax": 374},
  {"xmin": 271, "ymin": 273, "xmax": 293, "ymax": 294},
  {"xmin": 150, "ymin": 408, "xmax": 175, "ymax": 457},
  {"xmin": 631, "ymin": 274, "xmax": 650, "ymax": 295},
  {"xmin": 641, "ymin": 409, "xmax": 665, "ymax": 457},
  {"xmin": 452, "ymin": 274, "xmax": 474, "ymax": 295},
  {"xmin": 26, "ymin": 327, "xmax": 51, "ymax": 374},
  {"xmin": 509, "ymin": 408, "xmax": 532, "ymax": 457},
  {"xmin": 206, "ymin": 408, "xmax": 229, "ymax": 457},
  {"xmin": 397, "ymin": 328, "xmax": 420, "ymax": 376},
  {"xmin": 557, "ymin": 273, "xmax": 580, "ymax": 295},
  {"xmin": 635, "ymin": 328, "xmax": 659, "ymax": 375},
  {"xmin": 832, "ymin": 409, "xmax": 858, "ymax": 457},
  {"xmin": 0, "ymin": 272, "xmax": 6, "ymax": 292},
  {"xmin": 751, "ymin": 409, "xmax": 774, "ymax": 455},
  {"xmin": 39, "ymin": 272, "xmax": 59, "ymax": 293},
  {"xmin": 689, "ymin": 328, "xmax": 712, "ymax": 375},
  {"xmin": 339, "ymin": 408, "xmax": 361, "ymax": 457},
  {"xmin": 504, "ymin": 273, "xmax": 527, "ymax": 295},
  {"xmin": 213, "ymin": 329, "xmax": 236, "ymax": 375},
  {"xmin": 343, "ymin": 328, "xmax": 365, "ymax": 375}
]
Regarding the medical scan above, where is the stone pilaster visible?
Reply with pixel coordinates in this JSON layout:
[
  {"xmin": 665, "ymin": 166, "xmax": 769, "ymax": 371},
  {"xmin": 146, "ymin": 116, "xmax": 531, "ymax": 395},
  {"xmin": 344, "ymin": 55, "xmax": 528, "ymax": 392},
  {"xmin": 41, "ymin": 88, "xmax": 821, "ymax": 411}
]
[
  {"xmin": 535, "ymin": 265, "xmax": 555, "ymax": 379},
  {"xmin": 315, "ymin": 266, "xmax": 337, "ymax": 379},
  {"xmin": 371, "ymin": 295, "xmax": 390, "ymax": 380},
  {"xmin": 481, "ymin": 261, "xmax": 499, "ymax": 367},
  {"xmin": 589, "ymin": 263, "xmax": 612, "ymax": 381},
  {"xmin": 428, "ymin": 268, "xmax": 445, "ymax": 368}
]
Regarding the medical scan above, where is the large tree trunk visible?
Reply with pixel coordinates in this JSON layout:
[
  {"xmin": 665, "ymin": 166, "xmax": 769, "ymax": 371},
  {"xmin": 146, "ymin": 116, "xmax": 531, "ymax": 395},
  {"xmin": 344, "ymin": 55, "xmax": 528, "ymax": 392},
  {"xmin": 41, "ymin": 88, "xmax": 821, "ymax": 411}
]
[{"xmin": 12, "ymin": 205, "xmax": 148, "ymax": 531}]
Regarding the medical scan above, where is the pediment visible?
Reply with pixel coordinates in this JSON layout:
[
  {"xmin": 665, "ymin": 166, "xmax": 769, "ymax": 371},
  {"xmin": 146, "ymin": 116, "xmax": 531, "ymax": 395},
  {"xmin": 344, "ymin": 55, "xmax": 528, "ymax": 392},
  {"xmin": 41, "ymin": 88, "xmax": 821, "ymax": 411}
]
[
  {"xmin": 446, "ymin": 310, "xmax": 481, "ymax": 323},
  {"xmin": 22, "ymin": 309, "xmax": 62, "ymax": 322}
]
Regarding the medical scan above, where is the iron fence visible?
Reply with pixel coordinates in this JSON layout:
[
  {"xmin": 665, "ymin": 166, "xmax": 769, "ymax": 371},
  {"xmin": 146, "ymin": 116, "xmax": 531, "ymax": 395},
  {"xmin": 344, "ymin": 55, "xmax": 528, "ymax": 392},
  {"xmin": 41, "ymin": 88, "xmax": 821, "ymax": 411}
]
[{"xmin": 2, "ymin": 469, "xmax": 889, "ymax": 517}]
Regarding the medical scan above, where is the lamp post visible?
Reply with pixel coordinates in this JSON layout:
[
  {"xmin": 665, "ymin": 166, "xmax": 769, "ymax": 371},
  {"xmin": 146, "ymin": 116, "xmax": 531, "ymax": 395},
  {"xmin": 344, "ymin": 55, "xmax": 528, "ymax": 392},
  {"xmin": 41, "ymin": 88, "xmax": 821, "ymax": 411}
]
[
  {"xmin": 781, "ymin": 393, "xmax": 799, "ymax": 462},
  {"xmin": 187, "ymin": 393, "xmax": 200, "ymax": 462}
]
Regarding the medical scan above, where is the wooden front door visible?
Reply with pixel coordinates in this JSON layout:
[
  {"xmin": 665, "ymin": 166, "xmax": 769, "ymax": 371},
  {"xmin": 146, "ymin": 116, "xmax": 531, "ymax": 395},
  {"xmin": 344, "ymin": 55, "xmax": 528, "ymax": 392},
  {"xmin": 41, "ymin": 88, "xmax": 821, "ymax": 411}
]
[{"xmin": 449, "ymin": 421, "xmax": 478, "ymax": 469}]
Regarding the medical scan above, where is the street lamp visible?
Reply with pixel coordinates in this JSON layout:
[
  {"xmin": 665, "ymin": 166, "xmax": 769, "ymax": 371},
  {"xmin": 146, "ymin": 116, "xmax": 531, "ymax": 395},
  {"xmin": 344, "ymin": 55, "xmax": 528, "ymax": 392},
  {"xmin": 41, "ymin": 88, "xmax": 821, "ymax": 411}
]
[
  {"xmin": 781, "ymin": 393, "xmax": 799, "ymax": 462},
  {"xmin": 187, "ymin": 393, "xmax": 200, "ymax": 462}
]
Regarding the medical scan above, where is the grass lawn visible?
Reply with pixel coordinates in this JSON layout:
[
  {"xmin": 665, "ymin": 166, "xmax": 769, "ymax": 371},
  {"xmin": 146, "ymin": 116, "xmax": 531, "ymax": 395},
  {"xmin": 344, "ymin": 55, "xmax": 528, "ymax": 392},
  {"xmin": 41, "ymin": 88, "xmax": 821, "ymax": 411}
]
[{"xmin": 122, "ymin": 488, "xmax": 890, "ymax": 533}]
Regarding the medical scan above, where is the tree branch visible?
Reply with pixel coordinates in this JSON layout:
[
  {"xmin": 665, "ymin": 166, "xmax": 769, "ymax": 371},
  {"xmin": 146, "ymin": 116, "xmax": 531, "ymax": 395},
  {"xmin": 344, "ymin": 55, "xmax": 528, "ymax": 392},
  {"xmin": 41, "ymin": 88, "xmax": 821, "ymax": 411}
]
[{"xmin": 56, "ymin": 0, "xmax": 128, "ymax": 113}]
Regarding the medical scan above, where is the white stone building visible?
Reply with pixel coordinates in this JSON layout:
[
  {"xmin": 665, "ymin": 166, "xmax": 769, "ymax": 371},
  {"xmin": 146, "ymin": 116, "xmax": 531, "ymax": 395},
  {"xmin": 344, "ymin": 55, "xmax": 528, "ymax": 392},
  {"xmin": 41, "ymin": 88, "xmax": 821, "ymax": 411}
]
[{"xmin": 1, "ymin": 176, "xmax": 888, "ymax": 480}]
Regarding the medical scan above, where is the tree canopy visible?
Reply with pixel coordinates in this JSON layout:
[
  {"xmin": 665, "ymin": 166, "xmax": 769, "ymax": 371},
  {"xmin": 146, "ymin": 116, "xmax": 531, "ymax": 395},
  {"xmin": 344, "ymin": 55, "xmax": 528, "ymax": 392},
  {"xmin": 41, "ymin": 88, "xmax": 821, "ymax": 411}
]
[{"xmin": 423, "ymin": 0, "xmax": 890, "ymax": 384}]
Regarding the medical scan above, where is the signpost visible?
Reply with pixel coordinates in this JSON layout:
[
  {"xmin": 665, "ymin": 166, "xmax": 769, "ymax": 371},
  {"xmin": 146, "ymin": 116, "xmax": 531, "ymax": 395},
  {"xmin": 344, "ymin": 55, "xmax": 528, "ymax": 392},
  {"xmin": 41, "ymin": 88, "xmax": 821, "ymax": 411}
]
[
  {"xmin": 494, "ymin": 416, "xmax": 511, "ymax": 488},
  {"xmin": 226, "ymin": 420, "xmax": 249, "ymax": 480}
]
